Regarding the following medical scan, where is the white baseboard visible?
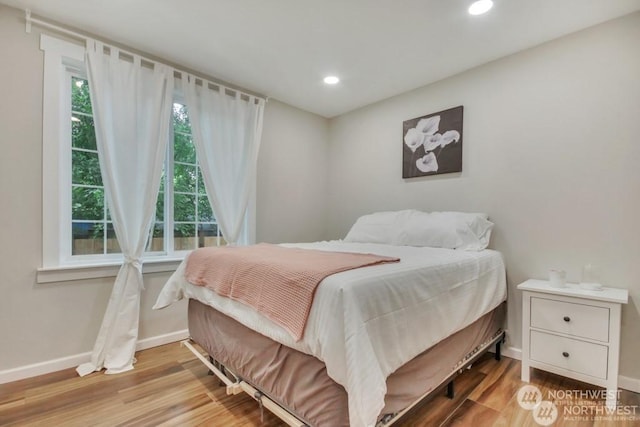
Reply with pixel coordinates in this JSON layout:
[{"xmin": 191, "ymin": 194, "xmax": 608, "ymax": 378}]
[
  {"xmin": 135, "ymin": 329, "xmax": 189, "ymax": 352},
  {"xmin": 502, "ymin": 346, "xmax": 522, "ymax": 360},
  {"xmin": 619, "ymin": 375, "xmax": 640, "ymax": 393},
  {"xmin": 488, "ymin": 345, "xmax": 522, "ymax": 360},
  {"xmin": 0, "ymin": 329, "xmax": 189, "ymax": 385}
]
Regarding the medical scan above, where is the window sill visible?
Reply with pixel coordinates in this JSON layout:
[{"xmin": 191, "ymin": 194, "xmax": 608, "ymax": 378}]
[{"xmin": 36, "ymin": 257, "xmax": 184, "ymax": 284}]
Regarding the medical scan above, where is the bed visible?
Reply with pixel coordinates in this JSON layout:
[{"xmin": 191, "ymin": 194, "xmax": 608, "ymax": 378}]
[{"xmin": 154, "ymin": 210, "xmax": 507, "ymax": 426}]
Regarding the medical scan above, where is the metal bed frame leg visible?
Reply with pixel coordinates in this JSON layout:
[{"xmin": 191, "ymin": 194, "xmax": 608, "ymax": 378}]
[
  {"xmin": 446, "ymin": 380, "xmax": 454, "ymax": 399},
  {"xmin": 494, "ymin": 332, "xmax": 505, "ymax": 361},
  {"xmin": 207, "ymin": 356, "xmax": 214, "ymax": 376},
  {"xmin": 207, "ymin": 355, "xmax": 228, "ymax": 387}
]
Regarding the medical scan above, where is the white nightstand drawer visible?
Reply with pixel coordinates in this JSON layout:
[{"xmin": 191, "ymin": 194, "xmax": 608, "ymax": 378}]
[
  {"xmin": 531, "ymin": 297, "xmax": 609, "ymax": 342},
  {"xmin": 530, "ymin": 330, "xmax": 608, "ymax": 379}
]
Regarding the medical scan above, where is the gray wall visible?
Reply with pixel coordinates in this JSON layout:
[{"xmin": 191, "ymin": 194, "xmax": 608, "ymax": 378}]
[
  {"xmin": 0, "ymin": 5, "xmax": 329, "ymax": 371},
  {"xmin": 327, "ymin": 12, "xmax": 640, "ymax": 379},
  {"xmin": 257, "ymin": 100, "xmax": 329, "ymax": 244}
]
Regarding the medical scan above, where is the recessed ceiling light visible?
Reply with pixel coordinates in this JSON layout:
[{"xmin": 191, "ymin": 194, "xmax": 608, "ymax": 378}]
[
  {"xmin": 323, "ymin": 76, "xmax": 340, "ymax": 85},
  {"xmin": 468, "ymin": 0, "xmax": 493, "ymax": 15}
]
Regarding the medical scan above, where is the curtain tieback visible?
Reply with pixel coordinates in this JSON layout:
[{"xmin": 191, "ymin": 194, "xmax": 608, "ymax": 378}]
[{"xmin": 124, "ymin": 256, "xmax": 142, "ymax": 271}]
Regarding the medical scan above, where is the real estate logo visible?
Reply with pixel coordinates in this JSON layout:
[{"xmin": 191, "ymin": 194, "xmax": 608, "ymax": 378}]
[
  {"xmin": 517, "ymin": 384, "xmax": 543, "ymax": 410},
  {"xmin": 517, "ymin": 385, "xmax": 558, "ymax": 425},
  {"xmin": 516, "ymin": 385, "xmax": 639, "ymax": 425},
  {"xmin": 532, "ymin": 401, "xmax": 559, "ymax": 426}
]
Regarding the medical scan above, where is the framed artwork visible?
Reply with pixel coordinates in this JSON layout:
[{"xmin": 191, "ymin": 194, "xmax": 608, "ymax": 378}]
[{"xmin": 402, "ymin": 105, "xmax": 463, "ymax": 178}]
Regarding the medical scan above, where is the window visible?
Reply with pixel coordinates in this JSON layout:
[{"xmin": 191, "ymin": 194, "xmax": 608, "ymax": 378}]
[
  {"xmin": 39, "ymin": 35, "xmax": 244, "ymax": 279},
  {"xmin": 68, "ymin": 76, "xmax": 225, "ymax": 259},
  {"xmin": 169, "ymin": 104, "xmax": 225, "ymax": 250},
  {"xmin": 70, "ymin": 76, "xmax": 118, "ymax": 256}
]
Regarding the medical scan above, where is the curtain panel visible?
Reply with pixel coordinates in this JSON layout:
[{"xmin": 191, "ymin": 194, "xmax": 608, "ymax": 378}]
[
  {"xmin": 183, "ymin": 76, "xmax": 265, "ymax": 245},
  {"xmin": 77, "ymin": 40, "xmax": 174, "ymax": 376}
]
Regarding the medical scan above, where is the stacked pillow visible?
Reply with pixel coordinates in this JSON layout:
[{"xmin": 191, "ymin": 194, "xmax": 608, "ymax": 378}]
[{"xmin": 344, "ymin": 210, "xmax": 493, "ymax": 251}]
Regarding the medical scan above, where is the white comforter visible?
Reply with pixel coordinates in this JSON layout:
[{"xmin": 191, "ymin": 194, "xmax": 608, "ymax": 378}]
[{"xmin": 153, "ymin": 241, "xmax": 506, "ymax": 427}]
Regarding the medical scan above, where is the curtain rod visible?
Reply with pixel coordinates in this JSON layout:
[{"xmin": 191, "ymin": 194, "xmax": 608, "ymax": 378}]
[{"xmin": 24, "ymin": 9, "xmax": 269, "ymax": 103}]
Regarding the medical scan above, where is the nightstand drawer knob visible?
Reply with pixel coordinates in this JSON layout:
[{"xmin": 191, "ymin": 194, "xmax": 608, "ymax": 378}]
[
  {"xmin": 563, "ymin": 316, "xmax": 571, "ymax": 322},
  {"xmin": 562, "ymin": 351, "xmax": 570, "ymax": 358}
]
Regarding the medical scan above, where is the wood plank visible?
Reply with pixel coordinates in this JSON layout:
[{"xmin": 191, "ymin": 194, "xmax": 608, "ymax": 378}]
[
  {"xmin": 441, "ymin": 399, "xmax": 501, "ymax": 427},
  {"xmin": 398, "ymin": 366, "xmax": 487, "ymax": 426},
  {"xmin": 467, "ymin": 357, "xmax": 521, "ymax": 412}
]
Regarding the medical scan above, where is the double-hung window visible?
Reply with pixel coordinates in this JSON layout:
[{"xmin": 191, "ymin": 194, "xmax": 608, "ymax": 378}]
[
  {"xmin": 40, "ymin": 35, "xmax": 228, "ymax": 281},
  {"xmin": 70, "ymin": 81, "xmax": 224, "ymax": 258},
  {"xmin": 69, "ymin": 75, "xmax": 116, "ymax": 257},
  {"xmin": 166, "ymin": 103, "xmax": 223, "ymax": 252}
]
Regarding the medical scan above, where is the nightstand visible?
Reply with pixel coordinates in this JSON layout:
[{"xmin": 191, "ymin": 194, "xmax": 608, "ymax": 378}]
[{"xmin": 518, "ymin": 279, "xmax": 628, "ymax": 408}]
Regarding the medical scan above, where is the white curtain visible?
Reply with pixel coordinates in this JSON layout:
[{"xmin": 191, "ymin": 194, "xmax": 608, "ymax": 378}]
[
  {"xmin": 76, "ymin": 41, "xmax": 174, "ymax": 376},
  {"xmin": 183, "ymin": 75, "xmax": 265, "ymax": 244}
]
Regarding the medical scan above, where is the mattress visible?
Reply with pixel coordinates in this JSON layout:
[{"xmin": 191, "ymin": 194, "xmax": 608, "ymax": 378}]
[
  {"xmin": 154, "ymin": 241, "xmax": 507, "ymax": 427},
  {"xmin": 189, "ymin": 299, "xmax": 505, "ymax": 426}
]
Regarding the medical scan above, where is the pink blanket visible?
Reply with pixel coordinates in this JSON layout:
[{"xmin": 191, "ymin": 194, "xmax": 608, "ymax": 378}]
[{"xmin": 185, "ymin": 243, "xmax": 400, "ymax": 340}]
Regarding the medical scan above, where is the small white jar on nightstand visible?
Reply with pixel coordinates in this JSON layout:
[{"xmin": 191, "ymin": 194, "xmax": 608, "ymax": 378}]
[{"xmin": 518, "ymin": 279, "xmax": 629, "ymax": 409}]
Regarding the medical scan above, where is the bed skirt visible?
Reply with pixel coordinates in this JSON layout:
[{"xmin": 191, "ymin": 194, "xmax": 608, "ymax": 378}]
[{"xmin": 188, "ymin": 299, "xmax": 505, "ymax": 426}]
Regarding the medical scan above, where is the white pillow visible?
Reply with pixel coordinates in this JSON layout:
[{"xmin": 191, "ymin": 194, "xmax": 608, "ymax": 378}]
[
  {"xmin": 344, "ymin": 210, "xmax": 415, "ymax": 244},
  {"xmin": 437, "ymin": 211, "xmax": 493, "ymax": 249},
  {"xmin": 345, "ymin": 210, "xmax": 493, "ymax": 251},
  {"xmin": 395, "ymin": 211, "xmax": 493, "ymax": 250}
]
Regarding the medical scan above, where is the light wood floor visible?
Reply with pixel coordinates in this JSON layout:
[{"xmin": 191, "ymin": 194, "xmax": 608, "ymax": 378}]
[{"xmin": 1, "ymin": 342, "xmax": 638, "ymax": 426}]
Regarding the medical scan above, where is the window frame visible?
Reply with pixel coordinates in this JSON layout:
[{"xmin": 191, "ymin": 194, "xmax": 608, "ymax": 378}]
[
  {"xmin": 166, "ymin": 99, "xmax": 225, "ymax": 255},
  {"xmin": 67, "ymin": 71, "xmax": 123, "ymax": 264},
  {"xmin": 38, "ymin": 35, "xmax": 256, "ymax": 283}
]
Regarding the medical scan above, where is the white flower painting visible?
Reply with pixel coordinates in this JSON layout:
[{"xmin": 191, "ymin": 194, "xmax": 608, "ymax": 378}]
[
  {"xmin": 416, "ymin": 152, "xmax": 438, "ymax": 173},
  {"xmin": 402, "ymin": 106, "xmax": 463, "ymax": 178}
]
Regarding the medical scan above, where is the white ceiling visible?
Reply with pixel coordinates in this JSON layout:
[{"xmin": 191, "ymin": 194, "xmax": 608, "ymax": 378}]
[{"xmin": 3, "ymin": 0, "xmax": 640, "ymax": 117}]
